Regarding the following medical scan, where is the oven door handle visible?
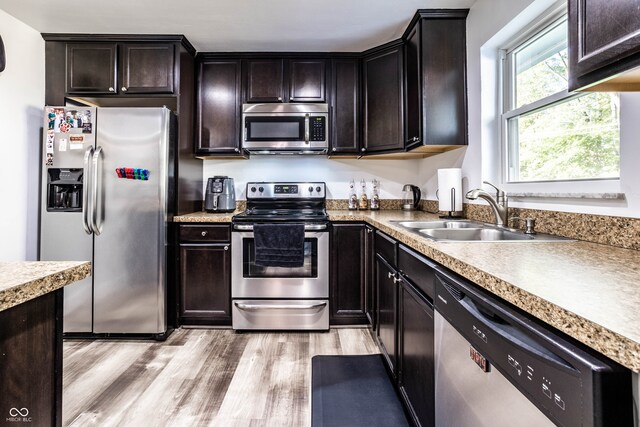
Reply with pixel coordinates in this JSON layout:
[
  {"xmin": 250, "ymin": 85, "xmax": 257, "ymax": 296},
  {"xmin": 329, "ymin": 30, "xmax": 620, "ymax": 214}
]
[
  {"xmin": 235, "ymin": 302, "xmax": 327, "ymax": 311},
  {"xmin": 233, "ymin": 223, "xmax": 327, "ymax": 231}
]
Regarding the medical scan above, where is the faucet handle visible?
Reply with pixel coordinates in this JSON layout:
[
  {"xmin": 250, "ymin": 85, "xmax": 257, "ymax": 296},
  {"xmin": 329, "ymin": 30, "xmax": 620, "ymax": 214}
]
[{"xmin": 483, "ymin": 181, "xmax": 505, "ymax": 200}]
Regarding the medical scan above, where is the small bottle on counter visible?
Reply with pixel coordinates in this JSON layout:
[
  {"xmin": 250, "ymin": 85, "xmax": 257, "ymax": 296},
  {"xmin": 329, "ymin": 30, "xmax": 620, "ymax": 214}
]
[
  {"xmin": 359, "ymin": 179, "xmax": 368, "ymax": 210},
  {"xmin": 370, "ymin": 179, "xmax": 380, "ymax": 211},
  {"xmin": 348, "ymin": 179, "xmax": 358, "ymax": 210}
]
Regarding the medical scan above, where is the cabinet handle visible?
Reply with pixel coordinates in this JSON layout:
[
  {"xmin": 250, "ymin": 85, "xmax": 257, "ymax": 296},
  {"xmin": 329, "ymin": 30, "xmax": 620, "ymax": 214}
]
[
  {"xmin": 121, "ymin": 86, "xmax": 128, "ymax": 92},
  {"xmin": 366, "ymin": 228, "xmax": 372, "ymax": 234},
  {"xmin": 332, "ymin": 147, "xmax": 337, "ymax": 152},
  {"xmin": 277, "ymin": 97, "xmax": 283, "ymax": 101},
  {"xmin": 412, "ymin": 136, "xmax": 419, "ymax": 142},
  {"xmin": 393, "ymin": 277, "xmax": 402, "ymax": 284},
  {"xmin": 361, "ymin": 148, "xmax": 366, "ymax": 152},
  {"xmin": 108, "ymin": 87, "xmax": 115, "ymax": 92},
  {"xmin": 388, "ymin": 272, "xmax": 396, "ymax": 279},
  {"xmin": 201, "ymin": 231, "xmax": 208, "ymax": 237},
  {"xmin": 224, "ymin": 245, "xmax": 229, "ymax": 251},
  {"xmin": 234, "ymin": 148, "xmax": 240, "ymax": 152}
]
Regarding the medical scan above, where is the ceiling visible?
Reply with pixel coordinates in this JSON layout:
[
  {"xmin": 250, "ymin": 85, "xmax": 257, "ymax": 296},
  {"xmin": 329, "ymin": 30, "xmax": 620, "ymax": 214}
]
[{"xmin": 0, "ymin": 0, "xmax": 476, "ymax": 52}]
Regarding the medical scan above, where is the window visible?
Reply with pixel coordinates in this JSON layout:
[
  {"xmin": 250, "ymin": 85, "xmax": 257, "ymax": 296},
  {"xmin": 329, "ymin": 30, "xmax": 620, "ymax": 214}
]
[{"xmin": 502, "ymin": 13, "xmax": 620, "ymax": 183}]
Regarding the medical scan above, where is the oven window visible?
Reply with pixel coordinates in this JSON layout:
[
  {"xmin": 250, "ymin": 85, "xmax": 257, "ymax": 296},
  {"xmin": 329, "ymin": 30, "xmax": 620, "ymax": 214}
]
[
  {"xmin": 245, "ymin": 117, "xmax": 304, "ymax": 141},
  {"xmin": 243, "ymin": 237, "xmax": 318, "ymax": 278}
]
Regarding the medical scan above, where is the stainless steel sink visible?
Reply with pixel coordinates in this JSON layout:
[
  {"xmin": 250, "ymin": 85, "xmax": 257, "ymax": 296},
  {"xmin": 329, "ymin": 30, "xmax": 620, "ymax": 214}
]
[
  {"xmin": 419, "ymin": 228, "xmax": 532, "ymax": 241},
  {"xmin": 391, "ymin": 220, "xmax": 570, "ymax": 242},
  {"xmin": 395, "ymin": 220, "xmax": 479, "ymax": 229}
]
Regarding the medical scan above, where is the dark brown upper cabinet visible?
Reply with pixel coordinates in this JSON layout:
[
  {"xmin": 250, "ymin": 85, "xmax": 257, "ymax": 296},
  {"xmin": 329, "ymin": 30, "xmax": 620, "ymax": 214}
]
[
  {"xmin": 362, "ymin": 43, "xmax": 405, "ymax": 154},
  {"xmin": 120, "ymin": 43, "xmax": 175, "ymax": 94},
  {"xmin": 289, "ymin": 59, "xmax": 326, "ymax": 102},
  {"xmin": 245, "ymin": 58, "xmax": 326, "ymax": 103},
  {"xmin": 568, "ymin": 0, "xmax": 640, "ymax": 91},
  {"xmin": 404, "ymin": 10, "xmax": 468, "ymax": 153},
  {"xmin": 66, "ymin": 41, "xmax": 176, "ymax": 95},
  {"xmin": 196, "ymin": 59, "xmax": 243, "ymax": 156},
  {"xmin": 66, "ymin": 43, "xmax": 117, "ymax": 94},
  {"xmin": 329, "ymin": 57, "xmax": 360, "ymax": 155},
  {"xmin": 245, "ymin": 59, "xmax": 285, "ymax": 102}
]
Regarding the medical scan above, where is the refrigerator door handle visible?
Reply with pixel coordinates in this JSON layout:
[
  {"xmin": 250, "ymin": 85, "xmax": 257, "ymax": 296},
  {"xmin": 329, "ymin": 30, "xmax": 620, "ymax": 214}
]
[
  {"xmin": 91, "ymin": 146, "xmax": 103, "ymax": 235},
  {"xmin": 82, "ymin": 146, "xmax": 94, "ymax": 235}
]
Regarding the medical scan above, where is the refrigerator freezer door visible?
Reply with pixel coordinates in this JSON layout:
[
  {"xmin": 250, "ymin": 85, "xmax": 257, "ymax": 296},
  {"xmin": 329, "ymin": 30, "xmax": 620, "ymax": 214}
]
[
  {"xmin": 41, "ymin": 107, "xmax": 96, "ymax": 333},
  {"xmin": 40, "ymin": 211, "xmax": 94, "ymax": 332},
  {"xmin": 92, "ymin": 108, "xmax": 170, "ymax": 334}
]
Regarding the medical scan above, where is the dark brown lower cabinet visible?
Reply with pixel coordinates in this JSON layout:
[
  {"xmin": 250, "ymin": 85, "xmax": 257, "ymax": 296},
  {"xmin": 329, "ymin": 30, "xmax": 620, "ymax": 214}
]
[
  {"xmin": 0, "ymin": 291, "xmax": 62, "ymax": 427},
  {"xmin": 364, "ymin": 225, "xmax": 376, "ymax": 329},
  {"xmin": 376, "ymin": 255, "xmax": 398, "ymax": 377},
  {"xmin": 179, "ymin": 225, "xmax": 232, "ymax": 326},
  {"xmin": 330, "ymin": 223, "xmax": 368, "ymax": 325},
  {"xmin": 399, "ymin": 279, "xmax": 435, "ymax": 427}
]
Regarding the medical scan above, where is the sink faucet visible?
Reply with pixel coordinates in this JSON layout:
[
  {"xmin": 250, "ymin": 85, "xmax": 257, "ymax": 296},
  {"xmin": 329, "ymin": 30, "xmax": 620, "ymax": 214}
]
[{"xmin": 465, "ymin": 181, "xmax": 508, "ymax": 226}]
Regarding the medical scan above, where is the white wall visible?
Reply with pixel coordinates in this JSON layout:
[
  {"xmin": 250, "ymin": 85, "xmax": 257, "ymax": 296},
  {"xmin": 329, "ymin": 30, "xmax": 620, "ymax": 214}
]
[
  {"xmin": 0, "ymin": 10, "xmax": 45, "ymax": 260},
  {"xmin": 418, "ymin": 0, "xmax": 640, "ymax": 219},
  {"xmin": 203, "ymin": 157, "xmax": 422, "ymax": 200}
]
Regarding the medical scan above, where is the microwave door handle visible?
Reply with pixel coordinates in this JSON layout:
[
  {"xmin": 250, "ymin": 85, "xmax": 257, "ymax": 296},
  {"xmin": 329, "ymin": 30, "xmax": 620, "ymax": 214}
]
[{"xmin": 304, "ymin": 114, "xmax": 310, "ymax": 144}]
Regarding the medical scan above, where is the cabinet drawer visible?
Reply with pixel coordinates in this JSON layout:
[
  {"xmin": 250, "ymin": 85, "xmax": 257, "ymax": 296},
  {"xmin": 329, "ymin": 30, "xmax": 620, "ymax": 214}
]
[
  {"xmin": 179, "ymin": 224, "xmax": 230, "ymax": 242},
  {"xmin": 375, "ymin": 230, "xmax": 397, "ymax": 266},
  {"xmin": 398, "ymin": 245, "xmax": 436, "ymax": 301}
]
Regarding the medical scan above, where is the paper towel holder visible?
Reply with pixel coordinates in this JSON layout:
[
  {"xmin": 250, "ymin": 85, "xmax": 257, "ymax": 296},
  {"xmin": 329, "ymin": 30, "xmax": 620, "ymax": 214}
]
[{"xmin": 436, "ymin": 187, "xmax": 463, "ymax": 219}]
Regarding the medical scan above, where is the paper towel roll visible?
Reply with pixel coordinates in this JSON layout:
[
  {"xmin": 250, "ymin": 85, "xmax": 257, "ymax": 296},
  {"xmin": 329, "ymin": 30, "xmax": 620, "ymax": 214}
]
[{"xmin": 437, "ymin": 168, "xmax": 462, "ymax": 212}]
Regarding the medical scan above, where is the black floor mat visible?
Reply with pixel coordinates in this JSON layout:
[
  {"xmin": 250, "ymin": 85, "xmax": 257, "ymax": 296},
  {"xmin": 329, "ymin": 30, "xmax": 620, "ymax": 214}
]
[{"xmin": 311, "ymin": 354, "xmax": 410, "ymax": 427}]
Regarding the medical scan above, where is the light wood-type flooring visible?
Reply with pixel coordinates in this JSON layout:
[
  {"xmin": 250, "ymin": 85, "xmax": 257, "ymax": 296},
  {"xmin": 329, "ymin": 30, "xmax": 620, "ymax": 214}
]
[{"xmin": 63, "ymin": 327, "xmax": 379, "ymax": 426}]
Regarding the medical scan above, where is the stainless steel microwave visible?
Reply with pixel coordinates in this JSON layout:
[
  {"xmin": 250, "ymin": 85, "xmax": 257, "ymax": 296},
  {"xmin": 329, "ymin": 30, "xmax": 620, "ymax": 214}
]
[{"xmin": 242, "ymin": 103, "xmax": 328, "ymax": 154}]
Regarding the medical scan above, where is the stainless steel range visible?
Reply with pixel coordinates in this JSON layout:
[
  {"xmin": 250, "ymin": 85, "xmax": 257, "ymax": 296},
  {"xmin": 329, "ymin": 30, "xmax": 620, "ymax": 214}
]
[{"xmin": 231, "ymin": 182, "xmax": 329, "ymax": 330}]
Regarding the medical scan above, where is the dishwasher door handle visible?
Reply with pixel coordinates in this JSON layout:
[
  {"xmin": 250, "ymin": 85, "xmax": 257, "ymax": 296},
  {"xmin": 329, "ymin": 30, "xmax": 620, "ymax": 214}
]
[{"xmin": 458, "ymin": 295, "xmax": 577, "ymax": 374}]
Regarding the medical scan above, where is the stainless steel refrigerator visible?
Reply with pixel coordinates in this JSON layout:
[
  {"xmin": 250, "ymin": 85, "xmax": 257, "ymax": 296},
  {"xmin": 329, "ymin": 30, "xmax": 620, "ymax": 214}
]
[{"xmin": 40, "ymin": 107, "xmax": 174, "ymax": 338}]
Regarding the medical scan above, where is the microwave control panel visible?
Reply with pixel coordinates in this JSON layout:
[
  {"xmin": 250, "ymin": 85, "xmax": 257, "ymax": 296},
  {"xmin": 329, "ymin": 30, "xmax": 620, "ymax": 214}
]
[{"xmin": 309, "ymin": 116, "xmax": 326, "ymax": 141}]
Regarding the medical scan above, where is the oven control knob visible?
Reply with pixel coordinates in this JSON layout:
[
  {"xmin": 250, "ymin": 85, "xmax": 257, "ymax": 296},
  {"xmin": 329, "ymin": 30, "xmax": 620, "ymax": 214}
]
[
  {"xmin": 308, "ymin": 186, "xmax": 313, "ymax": 193},
  {"xmin": 315, "ymin": 186, "xmax": 322, "ymax": 193},
  {"xmin": 258, "ymin": 186, "xmax": 264, "ymax": 193},
  {"xmin": 250, "ymin": 186, "xmax": 256, "ymax": 193}
]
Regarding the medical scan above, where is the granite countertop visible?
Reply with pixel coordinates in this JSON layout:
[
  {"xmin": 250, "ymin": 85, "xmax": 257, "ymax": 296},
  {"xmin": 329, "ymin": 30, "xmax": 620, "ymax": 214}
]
[
  {"xmin": 174, "ymin": 209, "xmax": 640, "ymax": 372},
  {"xmin": 328, "ymin": 210, "xmax": 640, "ymax": 372},
  {"xmin": 0, "ymin": 261, "xmax": 91, "ymax": 312},
  {"xmin": 173, "ymin": 210, "xmax": 242, "ymax": 223}
]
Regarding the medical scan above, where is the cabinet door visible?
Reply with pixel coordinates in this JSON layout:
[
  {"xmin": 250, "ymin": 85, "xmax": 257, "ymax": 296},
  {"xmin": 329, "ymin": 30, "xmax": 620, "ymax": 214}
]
[
  {"xmin": 399, "ymin": 280, "xmax": 435, "ymax": 427},
  {"xmin": 420, "ymin": 16, "xmax": 467, "ymax": 147},
  {"xmin": 363, "ymin": 46, "xmax": 404, "ymax": 153},
  {"xmin": 120, "ymin": 43, "xmax": 175, "ymax": 94},
  {"xmin": 569, "ymin": 0, "xmax": 640, "ymax": 90},
  {"xmin": 66, "ymin": 43, "xmax": 117, "ymax": 94},
  {"xmin": 196, "ymin": 60, "xmax": 243, "ymax": 155},
  {"xmin": 179, "ymin": 243, "xmax": 231, "ymax": 325},
  {"xmin": 364, "ymin": 225, "xmax": 376, "ymax": 328},
  {"xmin": 330, "ymin": 58, "xmax": 360, "ymax": 155},
  {"xmin": 330, "ymin": 224, "xmax": 368, "ymax": 325},
  {"xmin": 245, "ymin": 59, "xmax": 284, "ymax": 103},
  {"xmin": 289, "ymin": 59, "xmax": 326, "ymax": 102},
  {"xmin": 404, "ymin": 22, "xmax": 422, "ymax": 149},
  {"xmin": 376, "ymin": 255, "xmax": 398, "ymax": 377}
]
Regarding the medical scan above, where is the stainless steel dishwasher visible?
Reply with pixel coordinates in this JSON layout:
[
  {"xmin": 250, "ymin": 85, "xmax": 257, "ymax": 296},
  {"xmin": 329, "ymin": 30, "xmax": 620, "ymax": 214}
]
[{"xmin": 434, "ymin": 269, "xmax": 634, "ymax": 427}]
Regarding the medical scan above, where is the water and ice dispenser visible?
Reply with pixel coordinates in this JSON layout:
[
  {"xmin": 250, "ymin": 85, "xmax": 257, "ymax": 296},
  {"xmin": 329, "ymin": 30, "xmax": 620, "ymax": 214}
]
[{"xmin": 46, "ymin": 168, "xmax": 83, "ymax": 212}]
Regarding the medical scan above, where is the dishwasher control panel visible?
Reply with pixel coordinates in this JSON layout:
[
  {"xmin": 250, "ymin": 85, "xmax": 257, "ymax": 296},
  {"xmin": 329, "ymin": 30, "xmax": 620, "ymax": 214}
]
[{"xmin": 434, "ymin": 271, "xmax": 632, "ymax": 427}]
